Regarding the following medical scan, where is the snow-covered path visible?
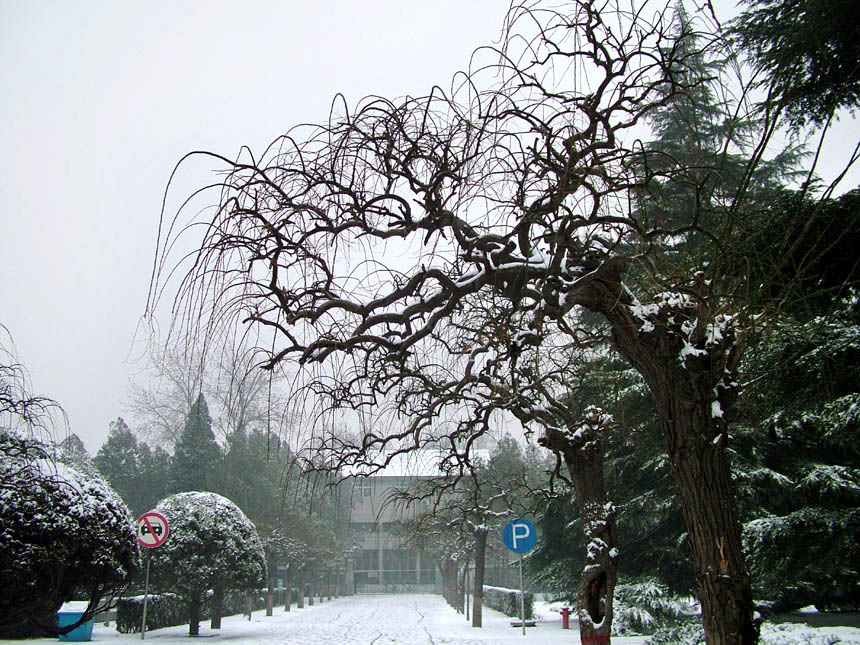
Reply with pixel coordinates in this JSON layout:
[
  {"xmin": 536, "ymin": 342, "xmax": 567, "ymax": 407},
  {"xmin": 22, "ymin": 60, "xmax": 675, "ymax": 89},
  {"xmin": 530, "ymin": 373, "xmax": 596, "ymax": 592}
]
[
  {"xmin": 1, "ymin": 594, "xmax": 648, "ymax": 644},
  {"xmin": 8, "ymin": 595, "xmax": 860, "ymax": 644}
]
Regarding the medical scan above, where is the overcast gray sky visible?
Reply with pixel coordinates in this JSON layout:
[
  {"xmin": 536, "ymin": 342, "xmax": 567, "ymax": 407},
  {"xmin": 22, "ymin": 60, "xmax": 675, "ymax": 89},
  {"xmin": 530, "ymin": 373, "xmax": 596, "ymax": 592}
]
[
  {"xmin": 0, "ymin": 0, "xmax": 506, "ymax": 453},
  {"xmin": 2, "ymin": 1, "xmax": 857, "ymax": 455}
]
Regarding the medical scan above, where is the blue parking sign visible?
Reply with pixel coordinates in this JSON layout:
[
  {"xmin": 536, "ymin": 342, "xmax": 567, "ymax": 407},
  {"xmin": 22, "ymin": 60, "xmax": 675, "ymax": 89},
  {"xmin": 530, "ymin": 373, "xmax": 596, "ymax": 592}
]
[{"xmin": 502, "ymin": 518, "xmax": 537, "ymax": 554}]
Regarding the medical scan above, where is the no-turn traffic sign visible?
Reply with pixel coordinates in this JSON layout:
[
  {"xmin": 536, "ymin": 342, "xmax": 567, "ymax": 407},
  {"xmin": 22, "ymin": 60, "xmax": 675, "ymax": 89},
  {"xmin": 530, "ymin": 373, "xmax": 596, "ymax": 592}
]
[{"xmin": 137, "ymin": 511, "xmax": 169, "ymax": 548}]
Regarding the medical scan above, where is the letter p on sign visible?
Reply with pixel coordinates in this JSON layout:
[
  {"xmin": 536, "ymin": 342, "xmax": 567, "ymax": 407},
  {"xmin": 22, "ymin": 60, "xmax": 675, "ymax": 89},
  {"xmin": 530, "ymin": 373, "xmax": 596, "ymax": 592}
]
[{"xmin": 513, "ymin": 523, "xmax": 530, "ymax": 548}]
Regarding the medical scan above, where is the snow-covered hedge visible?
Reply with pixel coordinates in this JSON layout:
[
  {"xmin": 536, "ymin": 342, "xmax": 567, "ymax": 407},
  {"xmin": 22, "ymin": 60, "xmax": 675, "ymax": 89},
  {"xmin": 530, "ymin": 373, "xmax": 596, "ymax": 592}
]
[
  {"xmin": 0, "ymin": 429, "xmax": 140, "ymax": 638},
  {"xmin": 647, "ymin": 619, "xmax": 844, "ymax": 645},
  {"xmin": 116, "ymin": 593, "xmax": 186, "ymax": 633},
  {"xmin": 116, "ymin": 591, "xmax": 267, "ymax": 633},
  {"xmin": 482, "ymin": 585, "xmax": 533, "ymax": 619}
]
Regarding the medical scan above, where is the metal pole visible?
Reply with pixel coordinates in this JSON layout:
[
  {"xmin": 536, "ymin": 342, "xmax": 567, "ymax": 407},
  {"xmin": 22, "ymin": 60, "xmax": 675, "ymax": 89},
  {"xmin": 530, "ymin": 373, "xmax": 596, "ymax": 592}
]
[
  {"xmin": 519, "ymin": 553, "xmax": 525, "ymax": 636},
  {"xmin": 141, "ymin": 556, "xmax": 151, "ymax": 640}
]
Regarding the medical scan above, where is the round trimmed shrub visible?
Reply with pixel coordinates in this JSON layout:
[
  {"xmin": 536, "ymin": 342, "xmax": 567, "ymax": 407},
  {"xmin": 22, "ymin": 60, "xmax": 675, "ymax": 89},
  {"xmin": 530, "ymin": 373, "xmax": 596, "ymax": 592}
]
[
  {"xmin": 148, "ymin": 491, "xmax": 266, "ymax": 635},
  {"xmin": 0, "ymin": 430, "xmax": 140, "ymax": 637}
]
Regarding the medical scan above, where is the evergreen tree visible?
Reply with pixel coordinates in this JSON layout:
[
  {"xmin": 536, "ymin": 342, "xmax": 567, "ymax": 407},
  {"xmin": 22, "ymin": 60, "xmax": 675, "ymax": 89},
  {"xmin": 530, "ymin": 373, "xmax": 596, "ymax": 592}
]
[
  {"xmin": 218, "ymin": 428, "xmax": 294, "ymax": 527},
  {"xmin": 734, "ymin": 0, "xmax": 860, "ymax": 128},
  {"xmin": 57, "ymin": 433, "xmax": 90, "ymax": 468},
  {"xmin": 733, "ymin": 288, "xmax": 860, "ymax": 610},
  {"xmin": 169, "ymin": 393, "xmax": 221, "ymax": 493},
  {"xmin": 149, "ymin": 492, "xmax": 266, "ymax": 636},
  {"xmin": 600, "ymin": 364, "xmax": 690, "ymax": 594},
  {"xmin": 94, "ymin": 417, "xmax": 174, "ymax": 516},
  {"xmin": 137, "ymin": 442, "xmax": 172, "ymax": 511},
  {"xmin": 94, "ymin": 418, "xmax": 143, "ymax": 513},
  {"xmin": 633, "ymin": 4, "xmax": 801, "ymax": 275},
  {"xmin": 1, "ymin": 430, "xmax": 139, "ymax": 638}
]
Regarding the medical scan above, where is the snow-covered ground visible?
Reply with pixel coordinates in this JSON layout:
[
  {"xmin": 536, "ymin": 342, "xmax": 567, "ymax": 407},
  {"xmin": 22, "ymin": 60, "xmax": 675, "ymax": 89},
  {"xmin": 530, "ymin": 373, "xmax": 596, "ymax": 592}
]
[
  {"xmin": 5, "ymin": 595, "xmax": 860, "ymax": 644},
  {"xmin": 3, "ymin": 595, "xmax": 637, "ymax": 645}
]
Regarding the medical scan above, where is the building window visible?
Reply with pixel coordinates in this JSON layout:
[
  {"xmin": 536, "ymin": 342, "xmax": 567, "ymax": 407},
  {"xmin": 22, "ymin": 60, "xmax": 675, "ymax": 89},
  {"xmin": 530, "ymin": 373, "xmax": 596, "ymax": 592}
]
[
  {"xmin": 355, "ymin": 549, "xmax": 379, "ymax": 572},
  {"xmin": 382, "ymin": 549, "xmax": 418, "ymax": 584},
  {"xmin": 359, "ymin": 480, "xmax": 372, "ymax": 497},
  {"xmin": 420, "ymin": 554, "xmax": 436, "ymax": 584}
]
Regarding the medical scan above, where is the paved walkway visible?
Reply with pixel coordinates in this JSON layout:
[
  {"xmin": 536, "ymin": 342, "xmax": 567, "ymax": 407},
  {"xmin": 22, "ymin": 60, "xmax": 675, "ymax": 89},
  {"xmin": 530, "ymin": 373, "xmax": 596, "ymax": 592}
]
[
  {"xmin": 2, "ymin": 594, "xmax": 648, "ymax": 644},
  {"xmin": 6, "ymin": 595, "xmax": 860, "ymax": 644}
]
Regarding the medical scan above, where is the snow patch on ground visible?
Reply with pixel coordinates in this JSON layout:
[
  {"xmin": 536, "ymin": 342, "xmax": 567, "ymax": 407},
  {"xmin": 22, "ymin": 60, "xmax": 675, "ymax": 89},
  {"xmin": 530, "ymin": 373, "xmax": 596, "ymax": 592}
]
[{"xmin": 4, "ymin": 595, "xmax": 859, "ymax": 644}]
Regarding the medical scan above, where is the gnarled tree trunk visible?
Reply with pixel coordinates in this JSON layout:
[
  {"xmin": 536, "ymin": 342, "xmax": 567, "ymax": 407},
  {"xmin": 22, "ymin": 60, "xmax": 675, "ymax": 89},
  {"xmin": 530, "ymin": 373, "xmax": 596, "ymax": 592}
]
[
  {"xmin": 541, "ymin": 414, "xmax": 618, "ymax": 643},
  {"xmin": 604, "ymin": 295, "xmax": 760, "ymax": 645},
  {"xmin": 661, "ymin": 407, "xmax": 756, "ymax": 644}
]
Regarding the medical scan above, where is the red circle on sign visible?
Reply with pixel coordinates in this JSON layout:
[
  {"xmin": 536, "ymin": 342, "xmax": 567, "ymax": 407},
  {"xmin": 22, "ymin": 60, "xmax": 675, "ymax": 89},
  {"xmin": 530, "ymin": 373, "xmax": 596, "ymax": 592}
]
[{"xmin": 137, "ymin": 511, "xmax": 169, "ymax": 548}]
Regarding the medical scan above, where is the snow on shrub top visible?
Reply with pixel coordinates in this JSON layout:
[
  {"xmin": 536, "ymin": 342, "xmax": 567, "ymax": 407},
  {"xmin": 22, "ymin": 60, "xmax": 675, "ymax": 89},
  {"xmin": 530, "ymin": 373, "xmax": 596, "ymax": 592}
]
[
  {"xmin": 0, "ymin": 429, "xmax": 139, "ymax": 629},
  {"xmin": 149, "ymin": 491, "xmax": 266, "ymax": 596}
]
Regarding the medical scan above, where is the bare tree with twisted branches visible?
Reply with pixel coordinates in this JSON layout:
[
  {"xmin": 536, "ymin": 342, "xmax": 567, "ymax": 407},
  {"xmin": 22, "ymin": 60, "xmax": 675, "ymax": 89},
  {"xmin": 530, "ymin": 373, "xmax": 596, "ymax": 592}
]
[{"xmin": 147, "ymin": 1, "xmax": 844, "ymax": 641}]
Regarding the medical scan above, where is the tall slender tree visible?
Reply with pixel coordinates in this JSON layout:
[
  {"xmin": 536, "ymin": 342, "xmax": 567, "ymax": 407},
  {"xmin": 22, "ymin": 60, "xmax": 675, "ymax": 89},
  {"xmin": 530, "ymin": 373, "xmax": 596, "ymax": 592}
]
[
  {"xmin": 94, "ymin": 418, "xmax": 144, "ymax": 513},
  {"xmin": 169, "ymin": 393, "xmax": 221, "ymax": 493}
]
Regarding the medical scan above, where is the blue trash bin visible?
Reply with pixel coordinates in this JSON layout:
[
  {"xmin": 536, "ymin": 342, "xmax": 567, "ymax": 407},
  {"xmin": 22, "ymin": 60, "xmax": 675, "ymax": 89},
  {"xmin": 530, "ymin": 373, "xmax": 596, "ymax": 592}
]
[{"xmin": 57, "ymin": 604, "xmax": 94, "ymax": 642}]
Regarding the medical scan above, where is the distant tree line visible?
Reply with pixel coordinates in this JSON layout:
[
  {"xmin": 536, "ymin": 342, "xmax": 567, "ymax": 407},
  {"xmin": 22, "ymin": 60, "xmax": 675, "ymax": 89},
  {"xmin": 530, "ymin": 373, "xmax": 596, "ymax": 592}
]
[{"xmin": 91, "ymin": 387, "xmax": 354, "ymax": 633}]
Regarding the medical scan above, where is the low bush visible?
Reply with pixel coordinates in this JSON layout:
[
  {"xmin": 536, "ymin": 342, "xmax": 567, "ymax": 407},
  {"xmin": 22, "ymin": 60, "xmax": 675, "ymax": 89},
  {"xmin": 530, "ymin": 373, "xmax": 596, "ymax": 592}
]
[
  {"xmin": 116, "ymin": 590, "xmax": 267, "ymax": 633},
  {"xmin": 646, "ymin": 616, "xmax": 705, "ymax": 645},
  {"xmin": 613, "ymin": 578, "xmax": 688, "ymax": 635},
  {"xmin": 482, "ymin": 585, "xmax": 533, "ymax": 620},
  {"xmin": 759, "ymin": 624, "xmax": 840, "ymax": 645},
  {"xmin": 116, "ymin": 594, "xmax": 185, "ymax": 633},
  {"xmin": 647, "ymin": 620, "xmax": 843, "ymax": 645}
]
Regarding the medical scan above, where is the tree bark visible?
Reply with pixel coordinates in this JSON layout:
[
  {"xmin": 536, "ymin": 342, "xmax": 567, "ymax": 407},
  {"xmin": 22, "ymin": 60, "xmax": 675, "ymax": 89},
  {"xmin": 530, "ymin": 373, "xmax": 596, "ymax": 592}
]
[
  {"xmin": 297, "ymin": 569, "xmax": 305, "ymax": 609},
  {"xmin": 541, "ymin": 416, "xmax": 618, "ymax": 643},
  {"xmin": 603, "ymin": 297, "xmax": 759, "ymax": 644},
  {"xmin": 659, "ymin": 408, "xmax": 757, "ymax": 644},
  {"xmin": 188, "ymin": 593, "xmax": 201, "ymax": 636},
  {"xmin": 472, "ymin": 529, "xmax": 487, "ymax": 628},
  {"xmin": 266, "ymin": 561, "xmax": 274, "ymax": 616},
  {"xmin": 457, "ymin": 565, "xmax": 466, "ymax": 614},
  {"xmin": 210, "ymin": 585, "xmax": 224, "ymax": 629},
  {"xmin": 444, "ymin": 559, "xmax": 457, "ymax": 608},
  {"xmin": 308, "ymin": 572, "xmax": 315, "ymax": 606}
]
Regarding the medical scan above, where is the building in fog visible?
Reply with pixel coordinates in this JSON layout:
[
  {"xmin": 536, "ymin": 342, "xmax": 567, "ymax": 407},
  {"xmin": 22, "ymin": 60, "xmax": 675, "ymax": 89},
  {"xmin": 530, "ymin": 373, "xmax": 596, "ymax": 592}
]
[{"xmin": 348, "ymin": 452, "xmax": 444, "ymax": 594}]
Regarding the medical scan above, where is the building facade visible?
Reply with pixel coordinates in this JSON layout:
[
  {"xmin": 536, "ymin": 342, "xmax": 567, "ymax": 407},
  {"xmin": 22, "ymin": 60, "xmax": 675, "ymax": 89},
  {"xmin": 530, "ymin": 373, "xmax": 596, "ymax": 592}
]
[{"xmin": 348, "ymin": 453, "xmax": 443, "ymax": 594}]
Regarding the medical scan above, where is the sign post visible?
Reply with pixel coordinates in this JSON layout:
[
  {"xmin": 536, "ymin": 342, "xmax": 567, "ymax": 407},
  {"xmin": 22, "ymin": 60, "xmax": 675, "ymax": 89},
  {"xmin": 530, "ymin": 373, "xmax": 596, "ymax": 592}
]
[
  {"xmin": 502, "ymin": 519, "xmax": 537, "ymax": 636},
  {"xmin": 137, "ymin": 512, "xmax": 170, "ymax": 640}
]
